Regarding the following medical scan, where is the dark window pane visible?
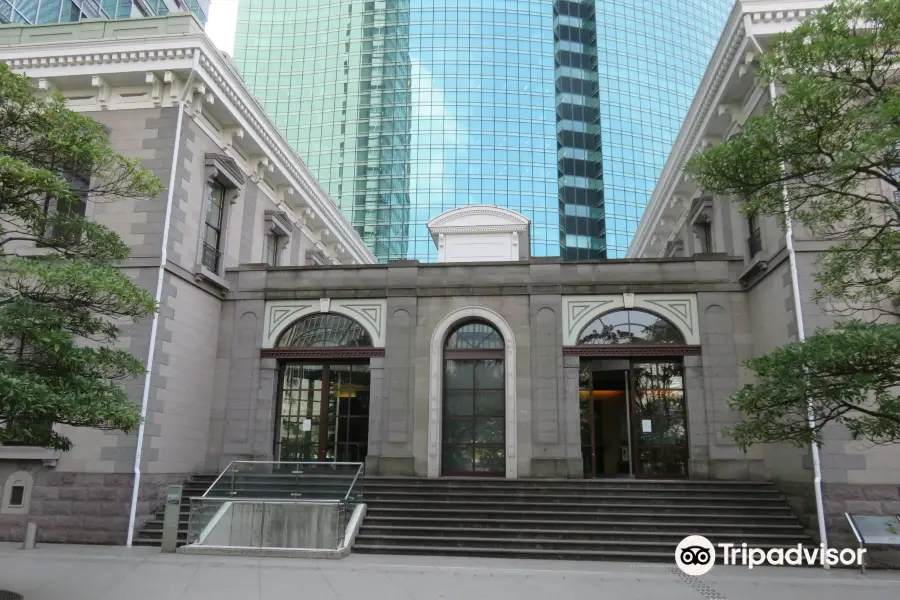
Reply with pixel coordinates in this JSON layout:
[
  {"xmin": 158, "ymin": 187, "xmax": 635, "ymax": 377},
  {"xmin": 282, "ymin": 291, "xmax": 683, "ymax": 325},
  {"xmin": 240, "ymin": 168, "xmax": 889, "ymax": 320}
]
[
  {"xmin": 445, "ymin": 391, "xmax": 474, "ymax": 416},
  {"xmin": 577, "ymin": 310, "xmax": 685, "ymax": 345},
  {"xmin": 473, "ymin": 447, "xmax": 505, "ymax": 472},
  {"xmin": 9, "ymin": 483, "xmax": 25, "ymax": 507},
  {"xmin": 445, "ymin": 321, "xmax": 504, "ymax": 349},
  {"xmin": 474, "ymin": 360, "xmax": 503, "ymax": 389},
  {"xmin": 442, "ymin": 445, "xmax": 472, "ymax": 472},
  {"xmin": 444, "ymin": 418, "xmax": 474, "ymax": 443},
  {"xmin": 276, "ymin": 313, "xmax": 373, "ymax": 348},
  {"xmin": 445, "ymin": 360, "xmax": 474, "ymax": 389},
  {"xmin": 474, "ymin": 390, "xmax": 504, "ymax": 416},
  {"xmin": 474, "ymin": 417, "xmax": 504, "ymax": 444}
]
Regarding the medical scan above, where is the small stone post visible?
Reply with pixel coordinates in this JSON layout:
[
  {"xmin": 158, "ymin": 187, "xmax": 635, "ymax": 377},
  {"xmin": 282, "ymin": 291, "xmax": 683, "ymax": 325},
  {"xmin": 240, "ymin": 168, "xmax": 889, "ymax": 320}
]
[{"xmin": 22, "ymin": 522, "xmax": 37, "ymax": 550}]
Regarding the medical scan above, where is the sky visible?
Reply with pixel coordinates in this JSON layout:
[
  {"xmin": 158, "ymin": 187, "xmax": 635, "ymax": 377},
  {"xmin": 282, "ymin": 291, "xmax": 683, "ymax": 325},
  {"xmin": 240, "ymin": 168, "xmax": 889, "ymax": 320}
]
[{"xmin": 206, "ymin": 0, "xmax": 239, "ymax": 55}]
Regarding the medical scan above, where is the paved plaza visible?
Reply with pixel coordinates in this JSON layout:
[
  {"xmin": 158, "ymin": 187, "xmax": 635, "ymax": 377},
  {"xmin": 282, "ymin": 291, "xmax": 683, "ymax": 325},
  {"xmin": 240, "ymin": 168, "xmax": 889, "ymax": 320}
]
[{"xmin": 0, "ymin": 543, "xmax": 897, "ymax": 600}]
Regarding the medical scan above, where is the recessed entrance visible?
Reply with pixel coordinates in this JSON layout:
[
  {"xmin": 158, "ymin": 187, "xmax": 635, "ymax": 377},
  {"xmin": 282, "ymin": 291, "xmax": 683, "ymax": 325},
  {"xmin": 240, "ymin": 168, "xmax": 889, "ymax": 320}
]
[
  {"xmin": 580, "ymin": 359, "xmax": 688, "ymax": 478},
  {"xmin": 271, "ymin": 313, "xmax": 374, "ymax": 463},
  {"xmin": 275, "ymin": 363, "xmax": 370, "ymax": 462}
]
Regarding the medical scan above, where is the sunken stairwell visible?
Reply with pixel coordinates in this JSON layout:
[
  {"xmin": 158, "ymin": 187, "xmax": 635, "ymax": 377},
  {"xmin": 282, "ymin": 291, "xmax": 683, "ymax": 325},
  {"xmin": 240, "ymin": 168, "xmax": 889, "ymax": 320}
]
[
  {"xmin": 132, "ymin": 472, "xmax": 361, "ymax": 547},
  {"xmin": 353, "ymin": 477, "xmax": 814, "ymax": 561}
]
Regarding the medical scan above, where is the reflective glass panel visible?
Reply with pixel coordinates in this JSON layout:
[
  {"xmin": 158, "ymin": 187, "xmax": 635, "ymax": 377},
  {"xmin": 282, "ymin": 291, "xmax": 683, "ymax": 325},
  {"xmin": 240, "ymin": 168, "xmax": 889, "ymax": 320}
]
[
  {"xmin": 577, "ymin": 309, "xmax": 685, "ymax": 345},
  {"xmin": 277, "ymin": 314, "xmax": 373, "ymax": 348}
]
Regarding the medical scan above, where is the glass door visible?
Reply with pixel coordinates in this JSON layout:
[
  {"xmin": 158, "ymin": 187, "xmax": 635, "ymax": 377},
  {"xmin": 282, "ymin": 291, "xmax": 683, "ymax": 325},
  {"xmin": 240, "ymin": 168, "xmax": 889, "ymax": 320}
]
[
  {"xmin": 630, "ymin": 361, "xmax": 688, "ymax": 478},
  {"xmin": 442, "ymin": 358, "xmax": 505, "ymax": 475},
  {"xmin": 276, "ymin": 362, "xmax": 371, "ymax": 463},
  {"xmin": 324, "ymin": 364, "xmax": 370, "ymax": 463},
  {"xmin": 276, "ymin": 364, "xmax": 324, "ymax": 461},
  {"xmin": 579, "ymin": 359, "xmax": 633, "ymax": 478}
]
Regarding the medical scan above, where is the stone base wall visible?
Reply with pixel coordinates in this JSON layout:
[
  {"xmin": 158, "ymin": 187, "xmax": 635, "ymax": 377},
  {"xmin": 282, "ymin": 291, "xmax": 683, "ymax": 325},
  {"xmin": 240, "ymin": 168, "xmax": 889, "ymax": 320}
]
[
  {"xmin": 0, "ymin": 471, "xmax": 188, "ymax": 544},
  {"xmin": 775, "ymin": 481, "xmax": 900, "ymax": 569}
]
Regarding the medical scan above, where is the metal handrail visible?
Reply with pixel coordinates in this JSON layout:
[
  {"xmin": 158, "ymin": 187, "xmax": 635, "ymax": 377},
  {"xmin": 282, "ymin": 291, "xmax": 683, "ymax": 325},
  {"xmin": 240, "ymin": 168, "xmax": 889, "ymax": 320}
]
[
  {"xmin": 192, "ymin": 496, "xmax": 344, "ymax": 505},
  {"xmin": 200, "ymin": 460, "xmax": 365, "ymax": 499},
  {"xmin": 201, "ymin": 460, "xmax": 236, "ymax": 498},
  {"xmin": 343, "ymin": 463, "xmax": 365, "ymax": 501}
]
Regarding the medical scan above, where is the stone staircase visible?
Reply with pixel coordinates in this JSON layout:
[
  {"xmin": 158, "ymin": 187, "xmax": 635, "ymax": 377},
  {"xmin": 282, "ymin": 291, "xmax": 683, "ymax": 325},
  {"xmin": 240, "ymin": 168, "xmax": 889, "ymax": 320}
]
[
  {"xmin": 135, "ymin": 474, "xmax": 813, "ymax": 562},
  {"xmin": 353, "ymin": 477, "xmax": 814, "ymax": 562}
]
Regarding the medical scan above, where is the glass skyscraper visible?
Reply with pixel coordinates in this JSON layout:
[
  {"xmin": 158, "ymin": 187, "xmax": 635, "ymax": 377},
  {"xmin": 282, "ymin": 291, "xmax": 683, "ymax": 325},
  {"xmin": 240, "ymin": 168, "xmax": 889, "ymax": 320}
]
[
  {"xmin": 234, "ymin": 0, "xmax": 732, "ymax": 262},
  {"xmin": 0, "ymin": 0, "xmax": 208, "ymax": 26}
]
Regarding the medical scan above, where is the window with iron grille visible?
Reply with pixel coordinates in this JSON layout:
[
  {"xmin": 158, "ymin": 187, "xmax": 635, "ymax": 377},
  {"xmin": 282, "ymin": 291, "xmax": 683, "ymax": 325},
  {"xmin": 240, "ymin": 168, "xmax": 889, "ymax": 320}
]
[{"xmin": 202, "ymin": 182, "xmax": 225, "ymax": 272}]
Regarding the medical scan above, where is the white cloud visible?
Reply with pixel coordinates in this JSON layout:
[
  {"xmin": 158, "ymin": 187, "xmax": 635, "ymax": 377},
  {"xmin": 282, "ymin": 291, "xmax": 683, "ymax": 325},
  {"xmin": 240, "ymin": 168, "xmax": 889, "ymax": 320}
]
[
  {"xmin": 206, "ymin": 0, "xmax": 239, "ymax": 55},
  {"xmin": 410, "ymin": 58, "xmax": 468, "ymax": 200}
]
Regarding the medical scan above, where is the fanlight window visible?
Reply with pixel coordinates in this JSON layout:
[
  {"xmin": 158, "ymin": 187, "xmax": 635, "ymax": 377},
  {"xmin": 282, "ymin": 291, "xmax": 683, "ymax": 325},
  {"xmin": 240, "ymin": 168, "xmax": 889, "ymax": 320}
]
[
  {"xmin": 445, "ymin": 321, "xmax": 504, "ymax": 350},
  {"xmin": 577, "ymin": 309, "xmax": 684, "ymax": 345},
  {"xmin": 276, "ymin": 313, "xmax": 372, "ymax": 348}
]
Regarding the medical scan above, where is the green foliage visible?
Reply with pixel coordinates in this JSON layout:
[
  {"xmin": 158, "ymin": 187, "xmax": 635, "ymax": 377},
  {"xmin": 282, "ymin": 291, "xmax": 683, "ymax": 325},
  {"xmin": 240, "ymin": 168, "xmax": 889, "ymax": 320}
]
[
  {"xmin": 687, "ymin": 0, "xmax": 900, "ymax": 312},
  {"xmin": 726, "ymin": 321, "xmax": 900, "ymax": 447},
  {"xmin": 685, "ymin": 0, "xmax": 900, "ymax": 447},
  {"xmin": 0, "ymin": 62, "xmax": 161, "ymax": 450}
]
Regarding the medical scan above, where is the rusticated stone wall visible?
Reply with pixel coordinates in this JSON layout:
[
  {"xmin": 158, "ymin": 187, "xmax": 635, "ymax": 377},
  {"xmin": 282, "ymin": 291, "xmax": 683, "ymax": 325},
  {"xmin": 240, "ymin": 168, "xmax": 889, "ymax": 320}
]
[
  {"xmin": 776, "ymin": 481, "xmax": 900, "ymax": 568},
  {"xmin": 0, "ymin": 470, "xmax": 186, "ymax": 544}
]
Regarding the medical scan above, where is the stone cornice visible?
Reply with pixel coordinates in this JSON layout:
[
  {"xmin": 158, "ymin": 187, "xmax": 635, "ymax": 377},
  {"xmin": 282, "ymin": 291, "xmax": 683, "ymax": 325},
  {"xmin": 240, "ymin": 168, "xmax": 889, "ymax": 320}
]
[
  {"xmin": 628, "ymin": 0, "xmax": 827, "ymax": 258},
  {"xmin": 0, "ymin": 19, "xmax": 374, "ymax": 267}
]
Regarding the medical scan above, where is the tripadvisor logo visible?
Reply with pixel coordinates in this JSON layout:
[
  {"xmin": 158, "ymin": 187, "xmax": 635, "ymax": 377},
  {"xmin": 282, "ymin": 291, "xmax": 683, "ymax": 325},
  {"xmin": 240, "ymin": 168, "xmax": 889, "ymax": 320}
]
[{"xmin": 675, "ymin": 535, "xmax": 865, "ymax": 575}]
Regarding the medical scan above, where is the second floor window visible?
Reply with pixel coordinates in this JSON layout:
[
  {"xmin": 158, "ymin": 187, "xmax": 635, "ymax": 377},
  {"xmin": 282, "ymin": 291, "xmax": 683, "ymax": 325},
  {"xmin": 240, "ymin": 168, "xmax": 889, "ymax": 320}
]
[
  {"xmin": 265, "ymin": 233, "xmax": 279, "ymax": 267},
  {"xmin": 202, "ymin": 182, "xmax": 225, "ymax": 272},
  {"xmin": 701, "ymin": 221, "xmax": 713, "ymax": 253}
]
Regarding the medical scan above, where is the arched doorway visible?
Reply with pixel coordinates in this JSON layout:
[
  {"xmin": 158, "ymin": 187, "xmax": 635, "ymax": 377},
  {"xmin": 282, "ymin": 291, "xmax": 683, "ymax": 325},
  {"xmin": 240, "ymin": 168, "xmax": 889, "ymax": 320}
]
[
  {"xmin": 273, "ymin": 313, "xmax": 372, "ymax": 463},
  {"xmin": 441, "ymin": 320, "xmax": 506, "ymax": 476},
  {"xmin": 575, "ymin": 309, "xmax": 689, "ymax": 478}
]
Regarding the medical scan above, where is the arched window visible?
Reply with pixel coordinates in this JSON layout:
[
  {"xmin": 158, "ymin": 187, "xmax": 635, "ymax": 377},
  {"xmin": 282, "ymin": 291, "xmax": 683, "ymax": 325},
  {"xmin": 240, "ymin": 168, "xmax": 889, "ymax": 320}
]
[
  {"xmin": 442, "ymin": 320, "xmax": 505, "ymax": 476},
  {"xmin": 276, "ymin": 313, "xmax": 372, "ymax": 348},
  {"xmin": 577, "ymin": 309, "xmax": 685, "ymax": 345}
]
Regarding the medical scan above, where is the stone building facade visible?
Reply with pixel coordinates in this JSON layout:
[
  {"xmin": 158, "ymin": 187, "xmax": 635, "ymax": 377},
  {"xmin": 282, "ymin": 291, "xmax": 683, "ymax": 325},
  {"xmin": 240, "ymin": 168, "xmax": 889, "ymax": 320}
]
[
  {"xmin": 0, "ymin": 7, "xmax": 896, "ymax": 556},
  {"xmin": 0, "ymin": 15, "xmax": 374, "ymax": 544},
  {"xmin": 628, "ymin": 0, "xmax": 900, "ymax": 548}
]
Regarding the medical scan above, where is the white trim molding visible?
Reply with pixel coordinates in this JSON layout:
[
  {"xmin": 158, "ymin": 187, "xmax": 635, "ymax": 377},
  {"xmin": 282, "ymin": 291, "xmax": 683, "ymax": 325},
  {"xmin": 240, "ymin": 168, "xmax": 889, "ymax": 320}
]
[
  {"xmin": 627, "ymin": 0, "xmax": 827, "ymax": 258},
  {"xmin": 562, "ymin": 293, "xmax": 701, "ymax": 346},
  {"xmin": 263, "ymin": 298, "xmax": 387, "ymax": 348},
  {"xmin": 0, "ymin": 13, "xmax": 375, "ymax": 267},
  {"xmin": 427, "ymin": 307, "xmax": 518, "ymax": 479}
]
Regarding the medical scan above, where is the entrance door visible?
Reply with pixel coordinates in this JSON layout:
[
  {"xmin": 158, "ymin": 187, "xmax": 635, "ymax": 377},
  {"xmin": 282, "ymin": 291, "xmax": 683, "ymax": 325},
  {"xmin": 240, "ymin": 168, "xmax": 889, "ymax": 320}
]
[
  {"xmin": 276, "ymin": 362, "xmax": 370, "ymax": 463},
  {"xmin": 579, "ymin": 358, "xmax": 688, "ymax": 478},
  {"xmin": 579, "ymin": 360, "xmax": 632, "ymax": 478},
  {"xmin": 630, "ymin": 362, "xmax": 688, "ymax": 478}
]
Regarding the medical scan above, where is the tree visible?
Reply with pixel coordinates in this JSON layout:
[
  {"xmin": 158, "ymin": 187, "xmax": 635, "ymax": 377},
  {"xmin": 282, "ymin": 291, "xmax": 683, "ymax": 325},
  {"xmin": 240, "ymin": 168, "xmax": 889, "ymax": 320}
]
[
  {"xmin": 0, "ymin": 62, "xmax": 161, "ymax": 450},
  {"xmin": 685, "ymin": 0, "xmax": 900, "ymax": 447}
]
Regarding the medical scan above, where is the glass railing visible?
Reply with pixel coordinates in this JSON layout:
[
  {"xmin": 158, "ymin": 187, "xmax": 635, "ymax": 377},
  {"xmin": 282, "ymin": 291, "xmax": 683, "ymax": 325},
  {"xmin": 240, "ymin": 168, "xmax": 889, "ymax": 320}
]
[
  {"xmin": 186, "ymin": 461, "xmax": 364, "ymax": 546},
  {"xmin": 187, "ymin": 497, "xmax": 356, "ymax": 550}
]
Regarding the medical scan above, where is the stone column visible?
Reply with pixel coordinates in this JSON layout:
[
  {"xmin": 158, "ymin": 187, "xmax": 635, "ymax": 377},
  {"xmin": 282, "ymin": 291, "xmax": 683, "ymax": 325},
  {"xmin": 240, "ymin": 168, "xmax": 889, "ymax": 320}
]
[
  {"xmin": 684, "ymin": 355, "xmax": 710, "ymax": 479},
  {"xmin": 562, "ymin": 355, "xmax": 584, "ymax": 478},
  {"xmin": 253, "ymin": 357, "xmax": 279, "ymax": 462},
  {"xmin": 365, "ymin": 357, "xmax": 385, "ymax": 473}
]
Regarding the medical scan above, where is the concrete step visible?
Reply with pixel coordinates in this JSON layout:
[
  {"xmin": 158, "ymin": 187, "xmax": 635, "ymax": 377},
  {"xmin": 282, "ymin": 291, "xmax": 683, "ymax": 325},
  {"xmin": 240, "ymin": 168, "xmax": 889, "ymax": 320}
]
[
  {"xmin": 353, "ymin": 534, "xmax": 811, "ymax": 553},
  {"xmin": 363, "ymin": 507, "xmax": 801, "ymax": 522},
  {"xmin": 356, "ymin": 525, "xmax": 809, "ymax": 544},
  {"xmin": 361, "ymin": 516, "xmax": 806, "ymax": 534},
  {"xmin": 365, "ymin": 476, "xmax": 777, "ymax": 488},
  {"xmin": 353, "ymin": 543, "xmax": 675, "ymax": 561},
  {"xmin": 363, "ymin": 500, "xmax": 793, "ymax": 515},
  {"xmin": 363, "ymin": 491, "xmax": 788, "ymax": 504}
]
